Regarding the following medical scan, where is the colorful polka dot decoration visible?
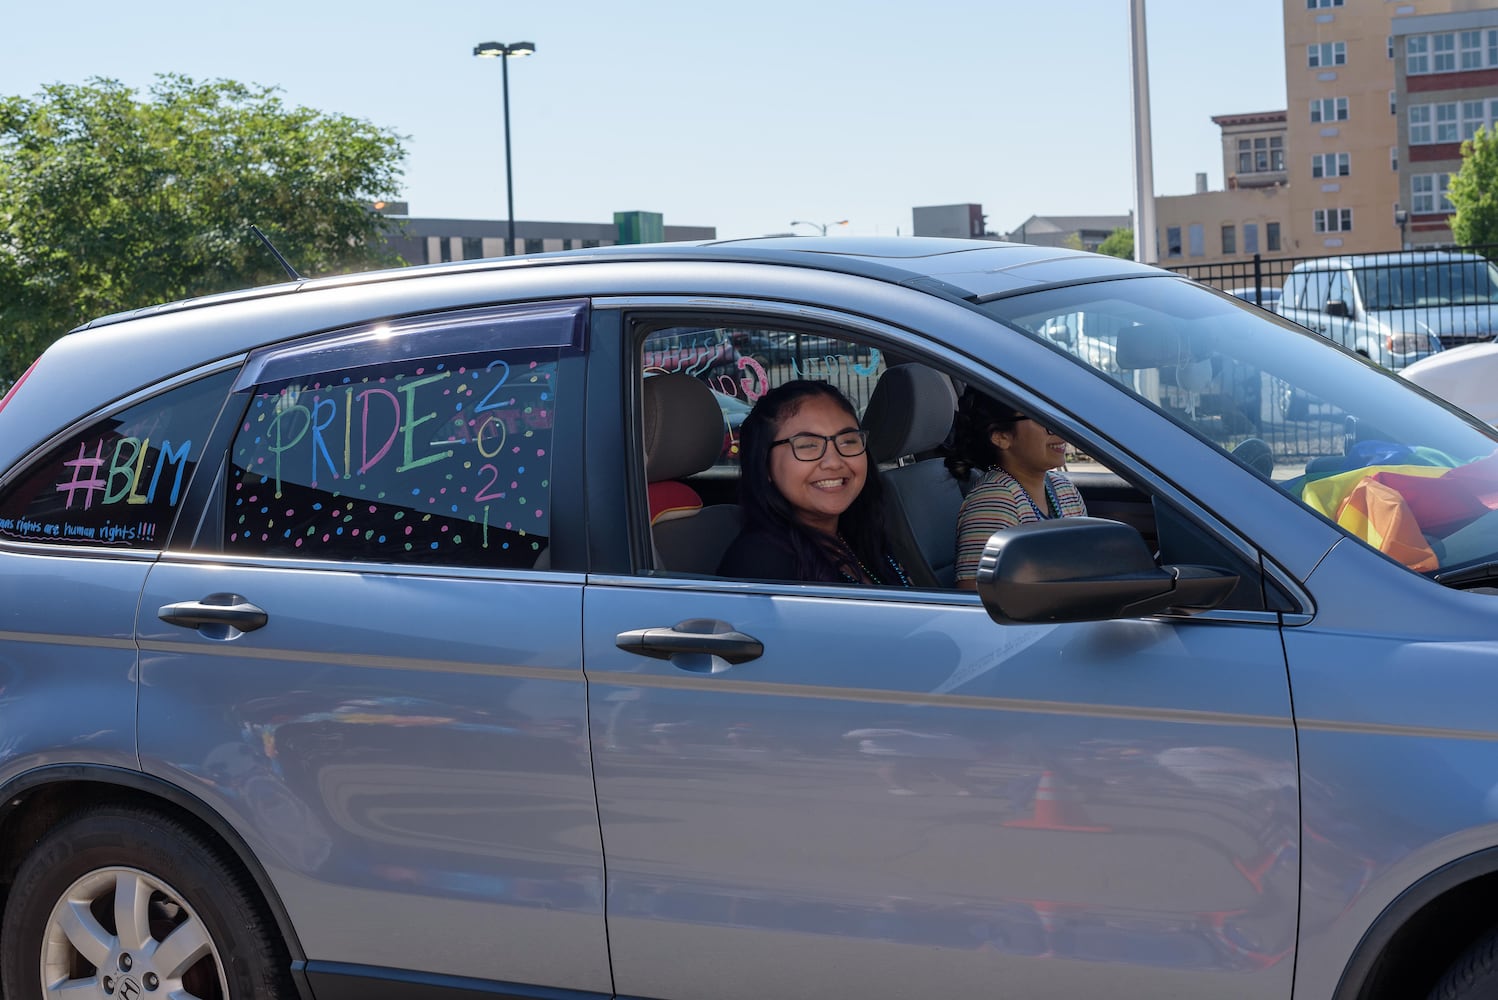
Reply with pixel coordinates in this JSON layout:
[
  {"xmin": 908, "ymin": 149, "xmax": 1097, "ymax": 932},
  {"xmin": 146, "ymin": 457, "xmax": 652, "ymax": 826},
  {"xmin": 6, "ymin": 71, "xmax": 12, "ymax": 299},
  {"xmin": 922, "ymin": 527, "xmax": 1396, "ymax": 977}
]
[{"xmin": 226, "ymin": 352, "xmax": 557, "ymax": 567}]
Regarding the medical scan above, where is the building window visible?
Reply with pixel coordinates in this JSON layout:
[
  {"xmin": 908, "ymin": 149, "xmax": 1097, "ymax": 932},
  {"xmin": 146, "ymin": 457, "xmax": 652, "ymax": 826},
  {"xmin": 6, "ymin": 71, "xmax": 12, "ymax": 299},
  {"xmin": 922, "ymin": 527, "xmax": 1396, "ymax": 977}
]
[
  {"xmin": 1410, "ymin": 104, "xmax": 1433, "ymax": 144},
  {"xmin": 1312, "ymin": 152, "xmax": 1350, "ymax": 178},
  {"xmin": 1490, "ymin": 29, "xmax": 1498, "ymax": 67},
  {"xmin": 1221, "ymin": 225, "xmax": 1237, "ymax": 255},
  {"xmin": 1437, "ymin": 102, "xmax": 1460, "ymax": 143},
  {"xmin": 1390, "ymin": 89, "xmax": 1397, "ymax": 115},
  {"xmin": 1433, "ymin": 32, "xmax": 1457, "ymax": 73},
  {"xmin": 461, "ymin": 237, "xmax": 483, "ymax": 260},
  {"xmin": 1314, "ymin": 208, "xmax": 1354, "ymax": 233},
  {"xmin": 1309, "ymin": 42, "xmax": 1346, "ymax": 67},
  {"xmin": 1166, "ymin": 226, "xmax": 1182, "ymax": 258},
  {"xmin": 1462, "ymin": 30, "xmax": 1485, "ymax": 69},
  {"xmin": 1388, "ymin": 35, "xmax": 1394, "ymax": 59},
  {"xmin": 1412, "ymin": 173, "xmax": 1454, "ymax": 213},
  {"xmin": 1244, "ymin": 224, "xmax": 1260, "ymax": 254},
  {"xmin": 1391, "ymin": 145, "xmax": 1399, "ymax": 171},
  {"xmin": 1237, "ymin": 135, "xmax": 1285, "ymax": 173},
  {"xmin": 1407, "ymin": 35, "xmax": 1429, "ymax": 74},
  {"xmin": 1311, "ymin": 97, "xmax": 1349, "ymax": 123},
  {"xmin": 1267, "ymin": 222, "xmax": 1281, "ymax": 252},
  {"xmin": 1307, "ymin": 0, "xmax": 1343, "ymax": 6},
  {"xmin": 524, "ymin": 238, "xmax": 544, "ymax": 254},
  {"xmin": 1188, "ymin": 224, "xmax": 1204, "ymax": 257}
]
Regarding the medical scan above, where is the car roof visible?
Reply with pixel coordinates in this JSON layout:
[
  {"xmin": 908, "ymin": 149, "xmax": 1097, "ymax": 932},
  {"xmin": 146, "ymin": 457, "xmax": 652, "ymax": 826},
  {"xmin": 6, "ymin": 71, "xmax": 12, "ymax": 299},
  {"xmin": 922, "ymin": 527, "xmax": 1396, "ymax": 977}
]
[
  {"xmin": 75, "ymin": 236, "xmax": 1166, "ymax": 331},
  {"xmin": 1292, "ymin": 250, "xmax": 1490, "ymax": 270}
]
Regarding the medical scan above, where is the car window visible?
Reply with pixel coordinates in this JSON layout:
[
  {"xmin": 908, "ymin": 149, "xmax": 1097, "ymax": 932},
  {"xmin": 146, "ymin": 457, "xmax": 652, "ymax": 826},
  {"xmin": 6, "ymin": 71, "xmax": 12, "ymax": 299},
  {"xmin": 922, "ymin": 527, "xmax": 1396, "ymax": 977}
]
[
  {"xmin": 222, "ymin": 304, "xmax": 580, "ymax": 569},
  {"xmin": 1302, "ymin": 268, "xmax": 1334, "ymax": 311},
  {"xmin": 987, "ymin": 276, "xmax": 1498, "ymax": 578},
  {"xmin": 633, "ymin": 316, "xmax": 1276, "ymax": 608},
  {"xmin": 1326, "ymin": 269, "xmax": 1351, "ymax": 310},
  {"xmin": 0, "ymin": 370, "xmax": 234, "ymax": 549},
  {"xmin": 640, "ymin": 323, "xmax": 887, "ymax": 470}
]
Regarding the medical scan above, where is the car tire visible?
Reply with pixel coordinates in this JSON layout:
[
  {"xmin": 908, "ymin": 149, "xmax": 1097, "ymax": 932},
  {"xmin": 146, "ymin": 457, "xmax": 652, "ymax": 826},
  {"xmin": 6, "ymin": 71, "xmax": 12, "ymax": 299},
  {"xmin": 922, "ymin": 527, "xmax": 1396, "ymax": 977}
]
[
  {"xmin": 0, "ymin": 804, "xmax": 294, "ymax": 1000},
  {"xmin": 1428, "ymin": 925, "xmax": 1498, "ymax": 999}
]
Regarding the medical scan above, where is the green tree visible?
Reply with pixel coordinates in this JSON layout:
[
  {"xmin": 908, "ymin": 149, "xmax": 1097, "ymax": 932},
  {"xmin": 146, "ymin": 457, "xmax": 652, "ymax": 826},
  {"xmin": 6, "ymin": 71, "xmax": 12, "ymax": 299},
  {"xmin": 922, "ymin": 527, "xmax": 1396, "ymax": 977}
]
[
  {"xmin": 1097, "ymin": 226, "xmax": 1134, "ymax": 259},
  {"xmin": 1449, "ymin": 125, "xmax": 1498, "ymax": 249},
  {"xmin": 0, "ymin": 75, "xmax": 407, "ymax": 382}
]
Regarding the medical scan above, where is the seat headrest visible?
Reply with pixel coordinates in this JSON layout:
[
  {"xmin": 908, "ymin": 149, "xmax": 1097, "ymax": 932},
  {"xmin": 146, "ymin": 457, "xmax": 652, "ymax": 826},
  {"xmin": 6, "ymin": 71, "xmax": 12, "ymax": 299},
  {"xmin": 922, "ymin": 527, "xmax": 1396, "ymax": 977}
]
[
  {"xmin": 863, "ymin": 364, "xmax": 958, "ymax": 463},
  {"xmin": 643, "ymin": 373, "xmax": 726, "ymax": 482}
]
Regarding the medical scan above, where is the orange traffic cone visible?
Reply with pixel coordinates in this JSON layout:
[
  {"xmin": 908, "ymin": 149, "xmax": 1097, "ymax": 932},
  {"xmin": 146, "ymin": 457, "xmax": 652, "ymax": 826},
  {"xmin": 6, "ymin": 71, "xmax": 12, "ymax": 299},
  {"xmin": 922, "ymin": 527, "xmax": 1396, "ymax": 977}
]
[{"xmin": 1004, "ymin": 770, "xmax": 1110, "ymax": 832}]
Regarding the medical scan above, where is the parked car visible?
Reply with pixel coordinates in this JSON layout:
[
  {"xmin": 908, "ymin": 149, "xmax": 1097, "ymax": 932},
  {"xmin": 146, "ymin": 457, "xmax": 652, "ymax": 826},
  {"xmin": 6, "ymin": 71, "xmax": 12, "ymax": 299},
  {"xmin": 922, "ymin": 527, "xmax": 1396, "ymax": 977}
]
[
  {"xmin": 3, "ymin": 237, "xmax": 1498, "ymax": 1000},
  {"xmin": 1276, "ymin": 250, "xmax": 1498, "ymax": 370},
  {"xmin": 1401, "ymin": 338, "xmax": 1498, "ymax": 426},
  {"xmin": 1227, "ymin": 286, "xmax": 1283, "ymax": 311}
]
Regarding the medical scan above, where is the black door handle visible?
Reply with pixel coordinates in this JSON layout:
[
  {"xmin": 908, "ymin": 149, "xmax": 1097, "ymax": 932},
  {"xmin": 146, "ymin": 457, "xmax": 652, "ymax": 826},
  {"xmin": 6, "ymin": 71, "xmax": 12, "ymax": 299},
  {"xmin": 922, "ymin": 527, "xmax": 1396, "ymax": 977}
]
[
  {"xmin": 158, "ymin": 593, "xmax": 268, "ymax": 633},
  {"xmin": 616, "ymin": 618, "xmax": 764, "ymax": 669}
]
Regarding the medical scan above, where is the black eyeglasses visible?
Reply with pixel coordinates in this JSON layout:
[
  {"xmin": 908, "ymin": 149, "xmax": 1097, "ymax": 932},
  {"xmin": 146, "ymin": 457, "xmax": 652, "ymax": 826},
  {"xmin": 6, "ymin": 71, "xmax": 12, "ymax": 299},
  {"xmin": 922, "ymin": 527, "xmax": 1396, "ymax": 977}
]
[{"xmin": 771, "ymin": 429, "xmax": 869, "ymax": 462}]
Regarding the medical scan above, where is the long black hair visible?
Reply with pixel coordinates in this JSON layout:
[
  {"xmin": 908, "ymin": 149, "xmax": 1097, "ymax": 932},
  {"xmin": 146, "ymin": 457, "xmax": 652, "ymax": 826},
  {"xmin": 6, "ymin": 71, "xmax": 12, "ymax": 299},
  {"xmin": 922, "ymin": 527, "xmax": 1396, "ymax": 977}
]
[
  {"xmin": 738, "ymin": 380, "xmax": 894, "ymax": 583},
  {"xmin": 944, "ymin": 386, "xmax": 1021, "ymax": 481}
]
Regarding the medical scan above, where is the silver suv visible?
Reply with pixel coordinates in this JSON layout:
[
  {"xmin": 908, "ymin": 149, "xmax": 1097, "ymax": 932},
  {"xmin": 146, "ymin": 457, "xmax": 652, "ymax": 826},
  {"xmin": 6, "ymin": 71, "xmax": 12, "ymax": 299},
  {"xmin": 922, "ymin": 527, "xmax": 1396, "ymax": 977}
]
[
  {"xmin": 4, "ymin": 238, "xmax": 1498, "ymax": 1000},
  {"xmin": 1278, "ymin": 250, "xmax": 1498, "ymax": 370}
]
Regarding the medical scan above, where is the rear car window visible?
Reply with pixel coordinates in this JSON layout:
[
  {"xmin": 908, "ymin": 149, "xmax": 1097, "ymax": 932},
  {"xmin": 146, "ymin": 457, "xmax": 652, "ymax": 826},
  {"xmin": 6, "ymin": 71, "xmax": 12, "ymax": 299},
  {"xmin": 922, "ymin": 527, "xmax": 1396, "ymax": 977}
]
[
  {"xmin": 225, "ymin": 339, "xmax": 564, "ymax": 570},
  {"xmin": 0, "ymin": 371, "xmax": 234, "ymax": 549}
]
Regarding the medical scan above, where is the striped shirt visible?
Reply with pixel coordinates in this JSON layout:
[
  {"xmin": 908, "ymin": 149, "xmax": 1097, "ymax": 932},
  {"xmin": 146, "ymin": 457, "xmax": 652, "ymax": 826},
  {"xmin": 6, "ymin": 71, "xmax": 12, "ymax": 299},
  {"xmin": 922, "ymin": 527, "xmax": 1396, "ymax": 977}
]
[{"xmin": 954, "ymin": 468, "xmax": 1088, "ymax": 583}]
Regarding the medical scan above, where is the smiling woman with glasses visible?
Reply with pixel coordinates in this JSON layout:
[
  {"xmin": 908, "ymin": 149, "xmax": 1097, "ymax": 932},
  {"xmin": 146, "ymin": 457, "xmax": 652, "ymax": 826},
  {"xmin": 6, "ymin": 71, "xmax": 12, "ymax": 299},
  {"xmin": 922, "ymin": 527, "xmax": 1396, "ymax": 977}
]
[{"xmin": 718, "ymin": 380, "xmax": 909, "ymax": 586}]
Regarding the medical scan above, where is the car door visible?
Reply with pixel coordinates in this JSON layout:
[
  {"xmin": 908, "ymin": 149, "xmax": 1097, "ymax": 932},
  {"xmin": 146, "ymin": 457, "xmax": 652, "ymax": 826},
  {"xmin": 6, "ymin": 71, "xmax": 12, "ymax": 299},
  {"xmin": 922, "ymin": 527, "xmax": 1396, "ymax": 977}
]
[
  {"xmin": 135, "ymin": 301, "xmax": 611, "ymax": 996},
  {"xmin": 582, "ymin": 303, "xmax": 1300, "ymax": 1000}
]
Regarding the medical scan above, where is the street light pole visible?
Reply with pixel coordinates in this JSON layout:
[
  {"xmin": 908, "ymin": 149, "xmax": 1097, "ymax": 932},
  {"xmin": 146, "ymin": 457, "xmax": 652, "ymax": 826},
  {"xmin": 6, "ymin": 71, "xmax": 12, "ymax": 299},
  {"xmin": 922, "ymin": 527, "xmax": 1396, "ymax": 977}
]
[
  {"xmin": 790, "ymin": 220, "xmax": 848, "ymax": 236},
  {"xmin": 474, "ymin": 40, "xmax": 536, "ymax": 255}
]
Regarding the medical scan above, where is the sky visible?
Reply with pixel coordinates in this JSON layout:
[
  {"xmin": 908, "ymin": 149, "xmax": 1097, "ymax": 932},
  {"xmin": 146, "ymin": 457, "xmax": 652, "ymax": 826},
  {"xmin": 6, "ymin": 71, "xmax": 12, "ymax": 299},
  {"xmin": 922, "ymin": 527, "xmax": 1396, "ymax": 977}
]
[{"xmin": 3, "ymin": 0, "xmax": 1287, "ymax": 241}]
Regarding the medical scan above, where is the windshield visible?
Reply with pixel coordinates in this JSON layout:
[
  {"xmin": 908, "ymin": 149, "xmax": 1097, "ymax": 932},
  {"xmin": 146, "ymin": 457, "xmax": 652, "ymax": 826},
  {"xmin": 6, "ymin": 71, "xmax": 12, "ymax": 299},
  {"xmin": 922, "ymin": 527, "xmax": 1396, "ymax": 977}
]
[
  {"xmin": 981, "ymin": 276, "xmax": 1498, "ymax": 580},
  {"xmin": 1354, "ymin": 259, "xmax": 1498, "ymax": 309}
]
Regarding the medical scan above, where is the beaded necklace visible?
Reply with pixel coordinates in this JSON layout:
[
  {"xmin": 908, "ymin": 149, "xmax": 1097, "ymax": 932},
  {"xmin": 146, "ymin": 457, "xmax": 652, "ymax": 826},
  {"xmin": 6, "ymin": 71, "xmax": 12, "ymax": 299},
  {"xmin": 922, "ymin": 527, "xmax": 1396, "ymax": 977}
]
[
  {"xmin": 991, "ymin": 467, "xmax": 1059, "ymax": 521},
  {"xmin": 835, "ymin": 535, "xmax": 912, "ymax": 587}
]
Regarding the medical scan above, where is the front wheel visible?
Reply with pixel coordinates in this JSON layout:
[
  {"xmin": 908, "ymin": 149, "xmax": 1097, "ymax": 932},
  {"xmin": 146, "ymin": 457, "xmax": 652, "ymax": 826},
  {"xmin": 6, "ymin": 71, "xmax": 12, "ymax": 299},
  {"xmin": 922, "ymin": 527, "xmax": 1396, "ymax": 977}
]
[
  {"xmin": 1, "ymin": 804, "xmax": 293, "ymax": 1000},
  {"xmin": 1429, "ymin": 925, "xmax": 1498, "ymax": 999}
]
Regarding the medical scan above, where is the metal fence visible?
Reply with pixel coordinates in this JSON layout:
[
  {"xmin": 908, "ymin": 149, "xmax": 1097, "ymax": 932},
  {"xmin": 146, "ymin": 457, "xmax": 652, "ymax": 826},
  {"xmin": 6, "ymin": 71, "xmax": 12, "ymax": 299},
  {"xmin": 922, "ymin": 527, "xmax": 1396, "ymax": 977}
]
[
  {"xmin": 1162, "ymin": 244, "xmax": 1498, "ymax": 460},
  {"xmin": 1167, "ymin": 243, "xmax": 1498, "ymax": 324}
]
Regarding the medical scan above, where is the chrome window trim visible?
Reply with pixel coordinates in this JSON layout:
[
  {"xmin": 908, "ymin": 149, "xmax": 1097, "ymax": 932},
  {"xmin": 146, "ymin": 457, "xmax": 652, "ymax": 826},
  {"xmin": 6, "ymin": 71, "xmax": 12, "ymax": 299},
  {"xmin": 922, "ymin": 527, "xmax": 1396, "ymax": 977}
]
[{"xmin": 153, "ymin": 547, "xmax": 585, "ymax": 584}]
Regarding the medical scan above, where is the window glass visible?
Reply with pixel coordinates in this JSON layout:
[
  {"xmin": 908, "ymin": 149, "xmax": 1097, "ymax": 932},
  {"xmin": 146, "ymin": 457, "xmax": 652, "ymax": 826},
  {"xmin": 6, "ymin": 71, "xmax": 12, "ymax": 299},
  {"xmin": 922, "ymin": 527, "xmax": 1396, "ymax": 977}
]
[
  {"xmin": 984, "ymin": 278, "xmax": 1498, "ymax": 578},
  {"xmin": 0, "ymin": 371, "xmax": 233, "ymax": 548},
  {"xmin": 226, "ymin": 334, "xmax": 565, "ymax": 569},
  {"xmin": 641, "ymin": 323, "xmax": 886, "ymax": 470}
]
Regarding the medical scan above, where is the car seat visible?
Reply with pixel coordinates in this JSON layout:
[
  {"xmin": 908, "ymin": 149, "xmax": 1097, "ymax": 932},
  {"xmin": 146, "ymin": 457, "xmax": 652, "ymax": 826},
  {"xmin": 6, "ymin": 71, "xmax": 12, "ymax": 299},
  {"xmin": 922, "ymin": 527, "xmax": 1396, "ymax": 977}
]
[
  {"xmin": 642, "ymin": 373, "xmax": 741, "ymax": 574},
  {"xmin": 862, "ymin": 363, "xmax": 962, "ymax": 588}
]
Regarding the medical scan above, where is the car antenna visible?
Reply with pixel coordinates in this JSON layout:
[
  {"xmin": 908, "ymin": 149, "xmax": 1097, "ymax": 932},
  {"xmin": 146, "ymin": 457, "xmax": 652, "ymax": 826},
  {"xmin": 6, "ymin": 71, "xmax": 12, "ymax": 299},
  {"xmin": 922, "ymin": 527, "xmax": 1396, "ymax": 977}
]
[{"xmin": 248, "ymin": 224, "xmax": 304, "ymax": 281}]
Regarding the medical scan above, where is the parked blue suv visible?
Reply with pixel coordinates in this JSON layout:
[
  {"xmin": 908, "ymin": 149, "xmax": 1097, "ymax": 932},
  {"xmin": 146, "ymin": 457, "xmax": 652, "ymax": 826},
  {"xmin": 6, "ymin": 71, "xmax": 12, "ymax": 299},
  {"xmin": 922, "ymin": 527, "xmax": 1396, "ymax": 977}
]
[{"xmin": 1, "ymin": 238, "xmax": 1497, "ymax": 1000}]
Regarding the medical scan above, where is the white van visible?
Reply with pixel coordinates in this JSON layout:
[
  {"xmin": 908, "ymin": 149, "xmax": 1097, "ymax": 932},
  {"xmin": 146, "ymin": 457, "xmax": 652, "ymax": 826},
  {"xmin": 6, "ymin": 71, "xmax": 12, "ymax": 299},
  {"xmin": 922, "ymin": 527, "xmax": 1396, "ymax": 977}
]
[{"xmin": 1277, "ymin": 250, "xmax": 1498, "ymax": 370}]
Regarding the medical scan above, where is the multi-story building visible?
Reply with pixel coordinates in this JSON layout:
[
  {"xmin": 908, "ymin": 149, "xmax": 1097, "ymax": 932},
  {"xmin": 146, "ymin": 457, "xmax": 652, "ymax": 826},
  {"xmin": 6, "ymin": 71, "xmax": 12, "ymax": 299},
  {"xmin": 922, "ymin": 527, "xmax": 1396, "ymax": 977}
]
[
  {"xmin": 1285, "ymin": 0, "xmax": 1498, "ymax": 253},
  {"xmin": 1392, "ymin": 6, "xmax": 1498, "ymax": 245},
  {"xmin": 1153, "ymin": 112, "xmax": 1291, "ymax": 265},
  {"xmin": 377, "ymin": 209, "xmax": 716, "ymax": 266}
]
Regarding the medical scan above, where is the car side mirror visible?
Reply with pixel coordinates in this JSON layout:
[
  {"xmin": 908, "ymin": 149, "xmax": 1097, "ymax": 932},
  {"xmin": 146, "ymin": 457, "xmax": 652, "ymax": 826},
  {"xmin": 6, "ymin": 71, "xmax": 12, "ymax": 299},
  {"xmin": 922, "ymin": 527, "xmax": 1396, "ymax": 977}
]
[
  {"xmin": 973, "ymin": 517, "xmax": 1238, "ymax": 625},
  {"xmin": 1325, "ymin": 299, "xmax": 1351, "ymax": 318}
]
